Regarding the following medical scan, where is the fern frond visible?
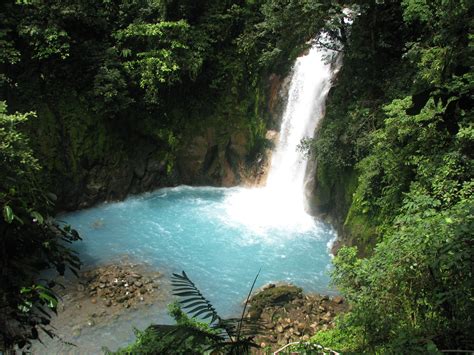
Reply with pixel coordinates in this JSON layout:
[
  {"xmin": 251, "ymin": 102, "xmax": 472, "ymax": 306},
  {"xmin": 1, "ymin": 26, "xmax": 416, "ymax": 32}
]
[
  {"xmin": 171, "ymin": 271, "xmax": 222, "ymax": 325},
  {"xmin": 170, "ymin": 270, "xmax": 265, "ymax": 346}
]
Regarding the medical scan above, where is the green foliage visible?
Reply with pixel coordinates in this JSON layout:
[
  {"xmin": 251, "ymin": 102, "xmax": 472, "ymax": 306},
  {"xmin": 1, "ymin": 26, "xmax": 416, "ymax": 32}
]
[
  {"xmin": 309, "ymin": 0, "xmax": 474, "ymax": 352},
  {"xmin": 0, "ymin": 102, "xmax": 81, "ymax": 350},
  {"xmin": 0, "ymin": 0, "xmax": 331, "ymax": 211},
  {"xmin": 19, "ymin": 25, "xmax": 70, "ymax": 60},
  {"xmin": 110, "ymin": 303, "xmax": 220, "ymax": 355},
  {"xmin": 331, "ymin": 188, "xmax": 473, "ymax": 351},
  {"xmin": 112, "ymin": 271, "xmax": 262, "ymax": 354},
  {"xmin": 311, "ymin": 326, "xmax": 364, "ymax": 353},
  {"xmin": 0, "ymin": 101, "xmax": 39, "ymax": 172},
  {"xmin": 236, "ymin": 0, "xmax": 331, "ymax": 74},
  {"xmin": 0, "ymin": 5, "xmax": 331, "ymax": 349},
  {"xmin": 93, "ymin": 55, "xmax": 134, "ymax": 113},
  {"xmin": 282, "ymin": 340, "xmax": 342, "ymax": 354},
  {"xmin": 114, "ymin": 19, "xmax": 202, "ymax": 103}
]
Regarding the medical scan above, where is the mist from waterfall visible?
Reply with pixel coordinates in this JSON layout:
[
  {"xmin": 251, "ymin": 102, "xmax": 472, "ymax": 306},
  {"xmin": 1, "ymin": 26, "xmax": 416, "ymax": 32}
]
[{"xmin": 225, "ymin": 42, "xmax": 338, "ymax": 233}]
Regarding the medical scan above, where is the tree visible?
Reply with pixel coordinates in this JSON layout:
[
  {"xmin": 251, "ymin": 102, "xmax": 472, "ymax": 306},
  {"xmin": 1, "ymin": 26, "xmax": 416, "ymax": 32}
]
[
  {"xmin": 306, "ymin": 0, "xmax": 473, "ymax": 352},
  {"xmin": 0, "ymin": 101, "xmax": 81, "ymax": 350}
]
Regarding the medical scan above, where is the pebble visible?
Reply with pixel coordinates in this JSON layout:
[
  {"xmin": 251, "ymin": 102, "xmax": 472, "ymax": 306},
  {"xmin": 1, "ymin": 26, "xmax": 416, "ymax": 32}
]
[
  {"xmin": 74, "ymin": 264, "xmax": 161, "ymax": 309},
  {"xmin": 72, "ymin": 325, "xmax": 82, "ymax": 337},
  {"xmin": 248, "ymin": 286, "xmax": 348, "ymax": 351}
]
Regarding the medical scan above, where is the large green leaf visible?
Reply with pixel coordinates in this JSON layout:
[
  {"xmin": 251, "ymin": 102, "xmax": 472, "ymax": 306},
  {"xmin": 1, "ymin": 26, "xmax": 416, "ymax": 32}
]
[
  {"xmin": 3, "ymin": 205, "xmax": 14, "ymax": 223},
  {"xmin": 30, "ymin": 211, "xmax": 44, "ymax": 224}
]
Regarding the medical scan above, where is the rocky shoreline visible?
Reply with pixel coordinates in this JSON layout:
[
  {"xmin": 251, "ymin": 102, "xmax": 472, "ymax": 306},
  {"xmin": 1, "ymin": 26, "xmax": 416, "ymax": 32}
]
[
  {"xmin": 36, "ymin": 262, "xmax": 345, "ymax": 353},
  {"xmin": 248, "ymin": 284, "xmax": 347, "ymax": 352},
  {"xmin": 51, "ymin": 260, "xmax": 171, "ymax": 339}
]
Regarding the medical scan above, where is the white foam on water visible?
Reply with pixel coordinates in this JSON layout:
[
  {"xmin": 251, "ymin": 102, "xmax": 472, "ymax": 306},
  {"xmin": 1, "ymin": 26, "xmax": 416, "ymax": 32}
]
[{"xmin": 225, "ymin": 42, "xmax": 337, "ymax": 234}]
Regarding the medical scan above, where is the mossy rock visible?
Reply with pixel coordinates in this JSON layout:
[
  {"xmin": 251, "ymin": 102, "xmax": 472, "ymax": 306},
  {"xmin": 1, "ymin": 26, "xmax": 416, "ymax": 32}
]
[{"xmin": 248, "ymin": 285, "xmax": 303, "ymax": 319}]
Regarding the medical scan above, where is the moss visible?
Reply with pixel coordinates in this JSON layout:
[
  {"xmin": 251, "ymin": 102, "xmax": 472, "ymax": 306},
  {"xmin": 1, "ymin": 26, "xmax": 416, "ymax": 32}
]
[
  {"xmin": 248, "ymin": 285, "xmax": 302, "ymax": 319},
  {"xmin": 31, "ymin": 94, "xmax": 126, "ymax": 180},
  {"xmin": 343, "ymin": 212, "xmax": 378, "ymax": 257},
  {"xmin": 313, "ymin": 166, "xmax": 356, "ymax": 220},
  {"xmin": 310, "ymin": 326, "xmax": 364, "ymax": 353}
]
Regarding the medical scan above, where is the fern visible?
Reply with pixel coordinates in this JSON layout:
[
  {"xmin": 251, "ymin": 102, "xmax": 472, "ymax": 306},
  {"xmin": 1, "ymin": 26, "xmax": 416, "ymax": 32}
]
[{"xmin": 140, "ymin": 270, "xmax": 265, "ymax": 354}]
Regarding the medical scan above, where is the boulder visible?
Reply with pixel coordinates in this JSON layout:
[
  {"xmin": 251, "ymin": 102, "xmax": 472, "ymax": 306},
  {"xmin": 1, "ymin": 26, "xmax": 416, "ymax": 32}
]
[{"xmin": 248, "ymin": 285, "xmax": 303, "ymax": 319}]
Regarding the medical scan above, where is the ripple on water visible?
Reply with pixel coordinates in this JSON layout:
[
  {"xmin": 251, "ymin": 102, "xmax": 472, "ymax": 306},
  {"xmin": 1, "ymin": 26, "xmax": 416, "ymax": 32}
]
[{"xmin": 46, "ymin": 185, "xmax": 336, "ymax": 352}]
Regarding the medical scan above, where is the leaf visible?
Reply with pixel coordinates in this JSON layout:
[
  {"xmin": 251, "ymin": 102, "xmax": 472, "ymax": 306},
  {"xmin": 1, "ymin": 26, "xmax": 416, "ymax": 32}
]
[
  {"xmin": 188, "ymin": 305, "xmax": 214, "ymax": 315},
  {"xmin": 46, "ymin": 192, "xmax": 57, "ymax": 201},
  {"xmin": 171, "ymin": 271, "xmax": 222, "ymax": 325},
  {"xmin": 191, "ymin": 308, "xmax": 214, "ymax": 319},
  {"xmin": 31, "ymin": 211, "xmax": 44, "ymax": 224},
  {"xmin": 173, "ymin": 291, "xmax": 200, "ymax": 297},
  {"xmin": 181, "ymin": 300, "xmax": 209, "ymax": 309},
  {"xmin": 3, "ymin": 205, "xmax": 14, "ymax": 223}
]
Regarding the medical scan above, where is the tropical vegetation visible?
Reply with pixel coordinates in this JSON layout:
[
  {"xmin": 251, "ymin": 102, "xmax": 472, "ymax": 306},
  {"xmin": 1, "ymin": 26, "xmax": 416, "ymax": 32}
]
[
  {"xmin": 306, "ymin": 0, "xmax": 473, "ymax": 352},
  {"xmin": 0, "ymin": 0, "xmax": 472, "ymax": 353}
]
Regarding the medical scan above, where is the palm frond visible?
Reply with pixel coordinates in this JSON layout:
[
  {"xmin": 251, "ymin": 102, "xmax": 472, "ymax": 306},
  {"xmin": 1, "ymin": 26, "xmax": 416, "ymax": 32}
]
[
  {"xmin": 221, "ymin": 317, "xmax": 267, "ymax": 339},
  {"xmin": 171, "ymin": 271, "xmax": 222, "ymax": 325},
  {"xmin": 166, "ymin": 270, "xmax": 265, "ymax": 353}
]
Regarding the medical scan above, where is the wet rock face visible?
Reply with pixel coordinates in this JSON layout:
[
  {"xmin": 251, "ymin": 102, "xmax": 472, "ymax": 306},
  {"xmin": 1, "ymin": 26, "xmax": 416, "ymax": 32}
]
[
  {"xmin": 58, "ymin": 140, "xmax": 176, "ymax": 211},
  {"xmin": 167, "ymin": 73, "xmax": 294, "ymax": 189},
  {"xmin": 56, "ymin": 72, "xmax": 294, "ymax": 211},
  {"xmin": 247, "ymin": 284, "xmax": 348, "ymax": 352},
  {"xmin": 175, "ymin": 128, "xmax": 251, "ymax": 187}
]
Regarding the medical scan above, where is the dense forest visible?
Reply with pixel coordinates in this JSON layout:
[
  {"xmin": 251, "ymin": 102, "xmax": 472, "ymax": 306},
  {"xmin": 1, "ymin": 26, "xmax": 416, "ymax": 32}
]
[
  {"xmin": 308, "ymin": 0, "xmax": 473, "ymax": 352},
  {"xmin": 1, "ymin": 0, "xmax": 473, "ymax": 353}
]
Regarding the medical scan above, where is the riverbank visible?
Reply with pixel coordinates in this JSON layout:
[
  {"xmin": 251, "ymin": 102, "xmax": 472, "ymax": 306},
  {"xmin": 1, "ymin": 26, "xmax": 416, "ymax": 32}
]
[
  {"xmin": 32, "ymin": 261, "xmax": 346, "ymax": 354},
  {"xmin": 248, "ymin": 284, "xmax": 347, "ymax": 352},
  {"xmin": 31, "ymin": 259, "xmax": 172, "ymax": 354}
]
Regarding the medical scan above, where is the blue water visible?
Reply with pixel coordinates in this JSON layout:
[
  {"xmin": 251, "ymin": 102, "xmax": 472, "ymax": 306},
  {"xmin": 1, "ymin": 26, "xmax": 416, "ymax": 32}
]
[
  {"xmin": 63, "ymin": 185, "xmax": 336, "ymax": 318},
  {"xmin": 30, "ymin": 185, "xmax": 337, "ymax": 353}
]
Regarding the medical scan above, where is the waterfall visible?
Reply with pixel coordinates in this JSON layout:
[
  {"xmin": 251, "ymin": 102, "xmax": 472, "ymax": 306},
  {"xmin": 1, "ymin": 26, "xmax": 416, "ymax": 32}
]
[
  {"xmin": 266, "ymin": 42, "xmax": 337, "ymax": 209},
  {"xmin": 225, "ymin": 42, "xmax": 338, "ymax": 234}
]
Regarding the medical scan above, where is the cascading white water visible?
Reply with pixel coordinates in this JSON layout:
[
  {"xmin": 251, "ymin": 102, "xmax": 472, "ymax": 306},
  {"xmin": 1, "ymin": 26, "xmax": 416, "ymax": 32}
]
[
  {"xmin": 266, "ymin": 42, "xmax": 336, "ymax": 206},
  {"xmin": 225, "ymin": 42, "xmax": 338, "ymax": 233}
]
